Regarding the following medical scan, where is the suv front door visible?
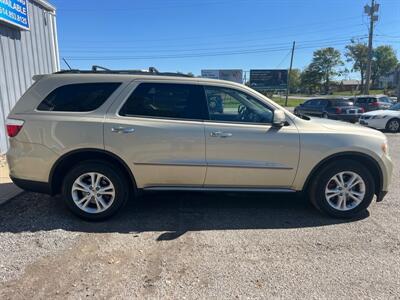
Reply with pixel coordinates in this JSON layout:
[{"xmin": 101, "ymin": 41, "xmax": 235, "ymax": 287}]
[
  {"xmin": 104, "ymin": 81, "xmax": 209, "ymax": 189},
  {"xmin": 203, "ymin": 86, "xmax": 300, "ymax": 189}
]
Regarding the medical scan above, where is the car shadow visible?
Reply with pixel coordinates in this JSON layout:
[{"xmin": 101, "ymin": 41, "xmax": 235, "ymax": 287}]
[{"xmin": 0, "ymin": 191, "xmax": 369, "ymax": 240}]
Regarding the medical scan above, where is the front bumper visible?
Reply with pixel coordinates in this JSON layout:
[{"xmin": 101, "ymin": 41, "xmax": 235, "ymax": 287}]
[{"xmin": 359, "ymin": 118, "xmax": 387, "ymax": 130}]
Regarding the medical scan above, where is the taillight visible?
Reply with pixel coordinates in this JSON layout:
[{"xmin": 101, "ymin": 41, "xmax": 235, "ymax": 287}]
[
  {"xmin": 359, "ymin": 107, "xmax": 364, "ymax": 113},
  {"xmin": 6, "ymin": 119, "xmax": 24, "ymax": 137},
  {"xmin": 335, "ymin": 108, "xmax": 341, "ymax": 114}
]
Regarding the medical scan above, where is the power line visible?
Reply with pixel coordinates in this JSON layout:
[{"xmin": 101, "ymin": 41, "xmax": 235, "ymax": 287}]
[
  {"xmin": 60, "ymin": 35, "xmax": 367, "ymax": 54},
  {"xmin": 276, "ymin": 49, "xmax": 293, "ymax": 68},
  {"xmin": 62, "ymin": 21, "xmax": 366, "ymax": 45},
  {"xmin": 63, "ymin": 40, "xmax": 356, "ymax": 61}
]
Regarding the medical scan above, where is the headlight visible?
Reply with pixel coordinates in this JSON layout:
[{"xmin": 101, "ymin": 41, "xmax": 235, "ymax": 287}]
[{"xmin": 372, "ymin": 115, "xmax": 388, "ymax": 119}]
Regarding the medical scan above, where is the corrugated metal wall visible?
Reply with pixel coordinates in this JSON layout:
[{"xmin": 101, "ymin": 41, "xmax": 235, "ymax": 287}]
[{"xmin": 0, "ymin": 0, "xmax": 59, "ymax": 153}]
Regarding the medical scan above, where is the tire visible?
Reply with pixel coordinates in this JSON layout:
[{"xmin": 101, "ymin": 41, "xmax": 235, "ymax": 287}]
[
  {"xmin": 322, "ymin": 112, "xmax": 328, "ymax": 119},
  {"xmin": 386, "ymin": 118, "xmax": 400, "ymax": 133},
  {"xmin": 309, "ymin": 159, "xmax": 375, "ymax": 218},
  {"xmin": 62, "ymin": 160, "xmax": 130, "ymax": 221}
]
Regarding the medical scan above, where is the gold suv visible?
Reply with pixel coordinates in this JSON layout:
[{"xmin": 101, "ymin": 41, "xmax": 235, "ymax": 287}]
[{"xmin": 6, "ymin": 70, "xmax": 393, "ymax": 220}]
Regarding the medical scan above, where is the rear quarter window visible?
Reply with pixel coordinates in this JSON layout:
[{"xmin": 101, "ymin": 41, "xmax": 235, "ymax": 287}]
[{"xmin": 37, "ymin": 82, "xmax": 122, "ymax": 112}]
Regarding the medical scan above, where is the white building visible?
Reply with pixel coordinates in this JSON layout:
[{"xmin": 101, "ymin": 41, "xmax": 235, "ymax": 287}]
[{"xmin": 0, "ymin": 0, "xmax": 59, "ymax": 153}]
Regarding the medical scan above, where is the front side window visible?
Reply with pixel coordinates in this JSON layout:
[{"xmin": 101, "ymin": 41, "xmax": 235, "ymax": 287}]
[
  {"xmin": 37, "ymin": 82, "xmax": 121, "ymax": 112},
  {"xmin": 119, "ymin": 83, "xmax": 208, "ymax": 120},
  {"xmin": 204, "ymin": 86, "xmax": 273, "ymax": 124}
]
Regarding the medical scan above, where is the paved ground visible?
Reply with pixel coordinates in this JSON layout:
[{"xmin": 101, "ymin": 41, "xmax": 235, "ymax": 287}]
[
  {"xmin": 0, "ymin": 134, "xmax": 399, "ymax": 299},
  {"xmin": 0, "ymin": 155, "xmax": 22, "ymax": 205}
]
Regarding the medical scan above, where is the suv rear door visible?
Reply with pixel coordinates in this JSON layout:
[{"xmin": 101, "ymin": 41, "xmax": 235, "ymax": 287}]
[
  {"xmin": 202, "ymin": 85, "xmax": 300, "ymax": 188},
  {"xmin": 104, "ymin": 81, "xmax": 209, "ymax": 189}
]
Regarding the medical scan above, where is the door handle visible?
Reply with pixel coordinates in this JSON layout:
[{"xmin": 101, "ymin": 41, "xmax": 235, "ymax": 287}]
[
  {"xmin": 210, "ymin": 131, "xmax": 233, "ymax": 138},
  {"xmin": 111, "ymin": 127, "xmax": 135, "ymax": 134}
]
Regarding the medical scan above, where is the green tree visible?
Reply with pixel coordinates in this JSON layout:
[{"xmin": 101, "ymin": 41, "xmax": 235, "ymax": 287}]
[
  {"xmin": 288, "ymin": 69, "xmax": 301, "ymax": 93},
  {"xmin": 300, "ymin": 65, "xmax": 322, "ymax": 94},
  {"xmin": 345, "ymin": 40, "xmax": 368, "ymax": 91},
  {"xmin": 310, "ymin": 47, "xmax": 343, "ymax": 94},
  {"xmin": 371, "ymin": 45, "xmax": 398, "ymax": 87}
]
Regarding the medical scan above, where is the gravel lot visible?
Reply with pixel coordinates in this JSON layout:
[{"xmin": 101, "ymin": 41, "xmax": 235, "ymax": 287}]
[{"xmin": 0, "ymin": 134, "xmax": 399, "ymax": 299}]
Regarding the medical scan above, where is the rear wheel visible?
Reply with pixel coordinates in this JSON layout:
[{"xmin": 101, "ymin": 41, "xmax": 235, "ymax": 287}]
[
  {"xmin": 62, "ymin": 161, "xmax": 130, "ymax": 221},
  {"xmin": 309, "ymin": 159, "xmax": 375, "ymax": 218},
  {"xmin": 322, "ymin": 112, "xmax": 328, "ymax": 119},
  {"xmin": 386, "ymin": 118, "xmax": 400, "ymax": 133}
]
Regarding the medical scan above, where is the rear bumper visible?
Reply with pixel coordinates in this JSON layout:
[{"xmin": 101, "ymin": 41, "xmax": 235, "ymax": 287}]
[
  {"xmin": 329, "ymin": 114, "xmax": 361, "ymax": 122},
  {"xmin": 10, "ymin": 176, "xmax": 53, "ymax": 195}
]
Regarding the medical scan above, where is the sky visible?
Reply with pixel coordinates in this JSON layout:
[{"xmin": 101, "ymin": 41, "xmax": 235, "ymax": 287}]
[{"xmin": 52, "ymin": 0, "xmax": 400, "ymax": 79}]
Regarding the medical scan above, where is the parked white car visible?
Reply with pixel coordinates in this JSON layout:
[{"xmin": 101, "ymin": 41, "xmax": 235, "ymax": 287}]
[{"xmin": 360, "ymin": 103, "xmax": 400, "ymax": 133}]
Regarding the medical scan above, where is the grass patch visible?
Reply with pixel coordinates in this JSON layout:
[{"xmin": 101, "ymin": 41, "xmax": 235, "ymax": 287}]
[{"xmin": 271, "ymin": 97, "xmax": 305, "ymax": 107}]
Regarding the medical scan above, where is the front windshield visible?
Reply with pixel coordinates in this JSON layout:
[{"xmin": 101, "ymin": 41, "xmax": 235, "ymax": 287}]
[{"xmin": 389, "ymin": 102, "xmax": 400, "ymax": 111}]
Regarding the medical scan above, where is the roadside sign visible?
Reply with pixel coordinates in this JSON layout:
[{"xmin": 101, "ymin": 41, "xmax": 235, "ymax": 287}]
[
  {"xmin": 249, "ymin": 69, "xmax": 288, "ymax": 91},
  {"xmin": 0, "ymin": 0, "xmax": 30, "ymax": 30},
  {"xmin": 201, "ymin": 69, "xmax": 243, "ymax": 84}
]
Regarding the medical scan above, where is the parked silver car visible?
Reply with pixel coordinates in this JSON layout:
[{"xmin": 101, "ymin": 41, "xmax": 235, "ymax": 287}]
[{"xmin": 6, "ymin": 70, "xmax": 393, "ymax": 220}]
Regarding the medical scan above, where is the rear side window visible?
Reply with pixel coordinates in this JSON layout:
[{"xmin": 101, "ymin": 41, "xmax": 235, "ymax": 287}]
[
  {"xmin": 379, "ymin": 97, "xmax": 390, "ymax": 103},
  {"xmin": 119, "ymin": 83, "xmax": 208, "ymax": 120},
  {"xmin": 37, "ymin": 83, "xmax": 121, "ymax": 112},
  {"xmin": 355, "ymin": 98, "xmax": 366, "ymax": 104},
  {"xmin": 356, "ymin": 97, "xmax": 374, "ymax": 104}
]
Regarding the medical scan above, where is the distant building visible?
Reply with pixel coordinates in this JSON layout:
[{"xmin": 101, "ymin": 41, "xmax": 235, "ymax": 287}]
[
  {"xmin": 338, "ymin": 80, "xmax": 360, "ymax": 92},
  {"xmin": 0, "ymin": 0, "xmax": 59, "ymax": 153},
  {"xmin": 378, "ymin": 71, "xmax": 398, "ymax": 89}
]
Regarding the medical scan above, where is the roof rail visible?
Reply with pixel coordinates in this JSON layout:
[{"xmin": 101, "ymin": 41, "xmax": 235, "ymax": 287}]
[{"xmin": 54, "ymin": 66, "xmax": 193, "ymax": 78}]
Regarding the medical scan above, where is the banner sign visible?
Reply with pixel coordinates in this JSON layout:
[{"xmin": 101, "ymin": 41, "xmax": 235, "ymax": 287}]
[
  {"xmin": 0, "ymin": 0, "xmax": 30, "ymax": 30},
  {"xmin": 201, "ymin": 69, "xmax": 243, "ymax": 84},
  {"xmin": 250, "ymin": 69, "xmax": 288, "ymax": 90}
]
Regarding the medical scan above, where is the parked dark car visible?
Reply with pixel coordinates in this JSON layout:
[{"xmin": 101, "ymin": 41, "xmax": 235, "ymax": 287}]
[
  {"xmin": 294, "ymin": 98, "xmax": 364, "ymax": 123},
  {"xmin": 353, "ymin": 95, "xmax": 393, "ymax": 112}
]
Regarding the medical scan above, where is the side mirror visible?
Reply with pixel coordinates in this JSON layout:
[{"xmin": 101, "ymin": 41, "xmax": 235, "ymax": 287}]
[{"xmin": 273, "ymin": 109, "xmax": 286, "ymax": 127}]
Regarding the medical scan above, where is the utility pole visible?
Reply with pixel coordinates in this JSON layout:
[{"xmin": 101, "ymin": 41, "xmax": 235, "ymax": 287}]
[
  {"xmin": 397, "ymin": 66, "xmax": 400, "ymax": 102},
  {"xmin": 285, "ymin": 41, "xmax": 296, "ymax": 107},
  {"xmin": 364, "ymin": 0, "xmax": 379, "ymax": 95}
]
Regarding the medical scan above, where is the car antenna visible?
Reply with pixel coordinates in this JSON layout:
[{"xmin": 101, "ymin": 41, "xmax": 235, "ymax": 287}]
[{"xmin": 62, "ymin": 58, "xmax": 72, "ymax": 70}]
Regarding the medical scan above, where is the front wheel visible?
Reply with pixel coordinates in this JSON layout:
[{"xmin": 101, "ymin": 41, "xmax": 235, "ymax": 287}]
[
  {"xmin": 62, "ymin": 161, "xmax": 130, "ymax": 221},
  {"xmin": 309, "ymin": 160, "xmax": 375, "ymax": 218},
  {"xmin": 386, "ymin": 118, "xmax": 400, "ymax": 133}
]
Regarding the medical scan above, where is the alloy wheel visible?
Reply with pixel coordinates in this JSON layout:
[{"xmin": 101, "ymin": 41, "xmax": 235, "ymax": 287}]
[
  {"xmin": 388, "ymin": 119, "xmax": 400, "ymax": 132},
  {"xmin": 71, "ymin": 172, "xmax": 116, "ymax": 214},
  {"xmin": 324, "ymin": 171, "xmax": 366, "ymax": 211}
]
